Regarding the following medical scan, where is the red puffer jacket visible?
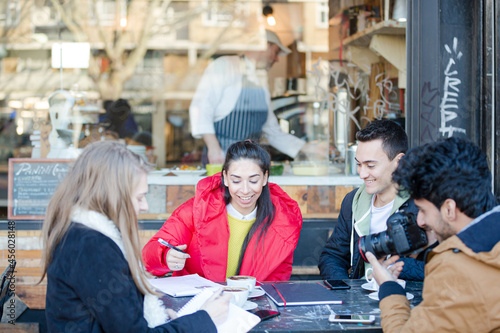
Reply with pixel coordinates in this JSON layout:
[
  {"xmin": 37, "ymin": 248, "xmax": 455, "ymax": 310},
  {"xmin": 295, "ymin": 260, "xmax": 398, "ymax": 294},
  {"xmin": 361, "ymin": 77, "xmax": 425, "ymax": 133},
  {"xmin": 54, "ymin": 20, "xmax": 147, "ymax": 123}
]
[{"xmin": 142, "ymin": 174, "xmax": 303, "ymax": 281}]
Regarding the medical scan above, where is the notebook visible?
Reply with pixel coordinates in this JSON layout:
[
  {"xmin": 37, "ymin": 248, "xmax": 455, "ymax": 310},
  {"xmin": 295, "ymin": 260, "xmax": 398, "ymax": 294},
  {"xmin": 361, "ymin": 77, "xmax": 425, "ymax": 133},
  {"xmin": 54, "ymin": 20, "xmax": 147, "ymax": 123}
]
[
  {"xmin": 148, "ymin": 274, "xmax": 223, "ymax": 297},
  {"xmin": 177, "ymin": 288, "xmax": 261, "ymax": 333},
  {"xmin": 261, "ymin": 282, "xmax": 343, "ymax": 306}
]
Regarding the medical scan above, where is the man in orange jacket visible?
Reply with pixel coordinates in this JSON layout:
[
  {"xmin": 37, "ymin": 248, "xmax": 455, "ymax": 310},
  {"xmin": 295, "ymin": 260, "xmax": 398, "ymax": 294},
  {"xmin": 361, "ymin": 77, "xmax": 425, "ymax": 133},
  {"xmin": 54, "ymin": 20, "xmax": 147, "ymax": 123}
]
[{"xmin": 367, "ymin": 137, "xmax": 500, "ymax": 332}]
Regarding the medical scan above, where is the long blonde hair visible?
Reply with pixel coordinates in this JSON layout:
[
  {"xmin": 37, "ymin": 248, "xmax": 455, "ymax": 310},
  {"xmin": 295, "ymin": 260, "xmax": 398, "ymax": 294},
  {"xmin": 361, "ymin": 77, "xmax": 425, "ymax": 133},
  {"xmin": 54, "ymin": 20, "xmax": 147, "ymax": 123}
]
[{"xmin": 40, "ymin": 141, "xmax": 155, "ymax": 295}]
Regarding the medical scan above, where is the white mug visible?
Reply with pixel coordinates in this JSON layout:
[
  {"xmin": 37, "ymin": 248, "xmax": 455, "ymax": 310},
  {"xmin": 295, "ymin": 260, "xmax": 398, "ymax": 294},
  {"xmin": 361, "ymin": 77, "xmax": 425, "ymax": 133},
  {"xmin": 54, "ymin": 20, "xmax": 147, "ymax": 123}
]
[
  {"xmin": 365, "ymin": 267, "xmax": 379, "ymax": 291},
  {"xmin": 227, "ymin": 275, "xmax": 256, "ymax": 293},
  {"xmin": 222, "ymin": 287, "xmax": 249, "ymax": 307},
  {"xmin": 365, "ymin": 267, "xmax": 406, "ymax": 290}
]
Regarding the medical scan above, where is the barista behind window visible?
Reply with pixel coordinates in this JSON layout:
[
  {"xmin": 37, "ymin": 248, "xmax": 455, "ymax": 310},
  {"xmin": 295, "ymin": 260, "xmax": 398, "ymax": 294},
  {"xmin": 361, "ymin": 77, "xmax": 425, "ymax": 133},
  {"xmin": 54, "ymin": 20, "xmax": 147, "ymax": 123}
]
[{"xmin": 190, "ymin": 30, "xmax": 319, "ymax": 164}]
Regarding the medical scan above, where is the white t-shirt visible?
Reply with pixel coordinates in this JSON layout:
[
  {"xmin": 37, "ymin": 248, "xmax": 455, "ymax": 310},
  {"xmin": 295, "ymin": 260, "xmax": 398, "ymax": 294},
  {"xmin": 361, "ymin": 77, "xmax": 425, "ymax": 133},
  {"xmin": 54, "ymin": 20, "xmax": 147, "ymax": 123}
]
[{"xmin": 370, "ymin": 196, "xmax": 395, "ymax": 234}]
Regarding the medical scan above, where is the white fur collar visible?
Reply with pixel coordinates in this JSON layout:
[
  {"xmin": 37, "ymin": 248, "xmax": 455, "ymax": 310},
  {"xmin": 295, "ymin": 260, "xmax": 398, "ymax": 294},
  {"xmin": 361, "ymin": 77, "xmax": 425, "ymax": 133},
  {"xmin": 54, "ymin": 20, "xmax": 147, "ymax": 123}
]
[{"xmin": 71, "ymin": 208, "xmax": 168, "ymax": 328}]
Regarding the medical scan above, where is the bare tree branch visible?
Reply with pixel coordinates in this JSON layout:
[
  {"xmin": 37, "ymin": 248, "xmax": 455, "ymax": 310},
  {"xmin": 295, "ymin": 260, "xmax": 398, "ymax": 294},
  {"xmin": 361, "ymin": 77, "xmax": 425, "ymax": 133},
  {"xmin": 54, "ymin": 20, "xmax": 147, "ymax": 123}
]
[
  {"xmin": 165, "ymin": 11, "xmax": 244, "ymax": 92},
  {"xmin": 15, "ymin": 0, "xmax": 249, "ymax": 100},
  {"xmin": 151, "ymin": 3, "xmax": 206, "ymax": 36},
  {"xmin": 0, "ymin": 0, "xmax": 34, "ymax": 43},
  {"xmin": 49, "ymin": 0, "xmax": 86, "ymax": 42},
  {"xmin": 89, "ymin": 0, "xmax": 116, "ymax": 60},
  {"xmin": 121, "ymin": 0, "xmax": 162, "ymax": 80}
]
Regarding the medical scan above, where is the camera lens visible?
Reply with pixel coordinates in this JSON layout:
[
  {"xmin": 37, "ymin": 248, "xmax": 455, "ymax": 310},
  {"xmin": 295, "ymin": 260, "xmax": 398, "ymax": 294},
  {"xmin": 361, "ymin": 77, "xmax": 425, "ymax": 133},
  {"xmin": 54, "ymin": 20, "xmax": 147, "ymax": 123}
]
[
  {"xmin": 359, "ymin": 231, "xmax": 395, "ymax": 261},
  {"xmin": 359, "ymin": 211, "xmax": 428, "ymax": 262}
]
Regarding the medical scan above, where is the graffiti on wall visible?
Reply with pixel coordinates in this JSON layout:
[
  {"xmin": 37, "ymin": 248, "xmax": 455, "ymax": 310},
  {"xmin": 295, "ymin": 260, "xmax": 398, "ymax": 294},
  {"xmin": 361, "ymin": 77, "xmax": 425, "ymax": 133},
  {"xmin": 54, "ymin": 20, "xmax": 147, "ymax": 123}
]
[
  {"xmin": 440, "ymin": 37, "xmax": 466, "ymax": 137},
  {"xmin": 309, "ymin": 54, "xmax": 401, "ymax": 133},
  {"xmin": 420, "ymin": 81, "xmax": 440, "ymax": 143}
]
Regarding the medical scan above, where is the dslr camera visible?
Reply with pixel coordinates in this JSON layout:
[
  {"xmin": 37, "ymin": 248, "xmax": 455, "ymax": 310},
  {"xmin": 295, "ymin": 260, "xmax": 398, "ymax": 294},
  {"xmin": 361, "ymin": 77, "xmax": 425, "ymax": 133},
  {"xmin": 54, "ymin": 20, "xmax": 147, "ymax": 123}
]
[{"xmin": 359, "ymin": 211, "xmax": 428, "ymax": 261}]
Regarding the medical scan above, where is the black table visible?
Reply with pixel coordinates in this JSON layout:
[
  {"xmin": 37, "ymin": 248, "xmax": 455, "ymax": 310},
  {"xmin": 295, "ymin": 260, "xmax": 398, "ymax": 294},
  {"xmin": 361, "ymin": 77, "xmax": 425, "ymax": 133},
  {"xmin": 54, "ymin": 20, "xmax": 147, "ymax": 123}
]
[{"xmin": 161, "ymin": 279, "xmax": 423, "ymax": 332}]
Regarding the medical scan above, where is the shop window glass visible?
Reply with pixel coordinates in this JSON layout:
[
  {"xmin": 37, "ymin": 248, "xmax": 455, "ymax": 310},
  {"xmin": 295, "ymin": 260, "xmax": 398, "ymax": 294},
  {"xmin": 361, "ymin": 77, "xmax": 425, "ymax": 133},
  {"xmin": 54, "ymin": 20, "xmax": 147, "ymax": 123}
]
[
  {"xmin": 0, "ymin": 0, "xmax": 358, "ymax": 218},
  {"xmin": 0, "ymin": 0, "xmax": 20, "ymax": 26},
  {"xmin": 316, "ymin": 2, "xmax": 329, "ymax": 29},
  {"xmin": 202, "ymin": 0, "xmax": 249, "ymax": 27},
  {"xmin": 89, "ymin": 0, "xmax": 116, "ymax": 26},
  {"xmin": 32, "ymin": 1, "xmax": 59, "ymax": 27},
  {"xmin": 153, "ymin": 1, "xmax": 190, "ymax": 43}
]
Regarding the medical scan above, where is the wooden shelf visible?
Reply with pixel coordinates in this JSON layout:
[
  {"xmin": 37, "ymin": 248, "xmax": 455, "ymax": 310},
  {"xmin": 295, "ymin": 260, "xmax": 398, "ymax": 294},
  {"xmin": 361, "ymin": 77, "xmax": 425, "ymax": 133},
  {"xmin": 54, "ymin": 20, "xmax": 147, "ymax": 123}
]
[{"xmin": 342, "ymin": 20, "xmax": 406, "ymax": 48}]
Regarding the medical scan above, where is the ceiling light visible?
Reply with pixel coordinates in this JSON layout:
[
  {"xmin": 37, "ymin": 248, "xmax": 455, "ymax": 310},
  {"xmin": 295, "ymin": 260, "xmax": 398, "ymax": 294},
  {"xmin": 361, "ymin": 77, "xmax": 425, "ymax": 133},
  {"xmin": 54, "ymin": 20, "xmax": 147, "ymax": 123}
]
[{"xmin": 263, "ymin": 5, "xmax": 276, "ymax": 26}]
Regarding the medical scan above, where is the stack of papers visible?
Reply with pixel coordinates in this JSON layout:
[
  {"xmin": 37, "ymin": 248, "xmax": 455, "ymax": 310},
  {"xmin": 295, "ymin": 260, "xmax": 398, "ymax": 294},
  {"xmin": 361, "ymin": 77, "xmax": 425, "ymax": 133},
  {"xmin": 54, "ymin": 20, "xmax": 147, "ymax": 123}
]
[
  {"xmin": 151, "ymin": 274, "xmax": 260, "ymax": 332},
  {"xmin": 148, "ymin": 274, "xmax": 222, "ymax": 297},
  {"xmin": 176, "ymin": 288, "xmax": 260, "ymax": 333}
]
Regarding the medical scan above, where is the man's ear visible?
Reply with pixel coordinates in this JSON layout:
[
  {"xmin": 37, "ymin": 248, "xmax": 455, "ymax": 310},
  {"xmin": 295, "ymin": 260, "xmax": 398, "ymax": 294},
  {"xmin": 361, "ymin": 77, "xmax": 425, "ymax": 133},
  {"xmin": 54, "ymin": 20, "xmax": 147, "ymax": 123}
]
[
  {"xmin": 440, "ymin": 198, "xmax": 458, "ymax": 222},
  {"xmin": 395, "ymin": 152, "xmax": 405, "ymax": 164}
]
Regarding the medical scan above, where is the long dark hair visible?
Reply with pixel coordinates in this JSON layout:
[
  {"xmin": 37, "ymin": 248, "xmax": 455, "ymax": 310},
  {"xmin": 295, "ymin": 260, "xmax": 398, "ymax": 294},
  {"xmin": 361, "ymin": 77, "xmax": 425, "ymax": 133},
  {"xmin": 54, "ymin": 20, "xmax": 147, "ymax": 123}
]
[{"xmin": 221, "ymin": 141, "xmax": 276, "ymax": 274}]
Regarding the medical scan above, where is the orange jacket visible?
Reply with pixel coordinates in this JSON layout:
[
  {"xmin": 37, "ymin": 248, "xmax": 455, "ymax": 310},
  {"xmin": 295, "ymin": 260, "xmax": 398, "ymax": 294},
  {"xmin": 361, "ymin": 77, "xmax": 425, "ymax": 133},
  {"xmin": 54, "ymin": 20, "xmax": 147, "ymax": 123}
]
[
  {"xmin": 379, "ymin": 207, "xmax": 500, "ymax": 332},
  {"xmin": 142, "ymin": 175, "xmax": 303, "ymax": 281}
]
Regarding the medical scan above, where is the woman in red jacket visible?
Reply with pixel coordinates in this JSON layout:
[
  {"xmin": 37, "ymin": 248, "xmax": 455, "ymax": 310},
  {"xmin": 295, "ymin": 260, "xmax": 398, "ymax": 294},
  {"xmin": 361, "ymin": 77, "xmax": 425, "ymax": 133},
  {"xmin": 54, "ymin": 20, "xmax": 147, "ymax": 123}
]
[{"xmin": 143, "ymin": 141, "xmax": 303, "ymax": 281}]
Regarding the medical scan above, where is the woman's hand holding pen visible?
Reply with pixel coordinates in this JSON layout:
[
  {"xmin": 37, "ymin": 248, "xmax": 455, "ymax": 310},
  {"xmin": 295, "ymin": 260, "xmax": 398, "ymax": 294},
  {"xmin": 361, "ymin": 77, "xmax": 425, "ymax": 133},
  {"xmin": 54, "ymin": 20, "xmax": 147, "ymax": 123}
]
[{"xmin": 166, "ymin": 244, "xmax": 190, "ymax": 271}]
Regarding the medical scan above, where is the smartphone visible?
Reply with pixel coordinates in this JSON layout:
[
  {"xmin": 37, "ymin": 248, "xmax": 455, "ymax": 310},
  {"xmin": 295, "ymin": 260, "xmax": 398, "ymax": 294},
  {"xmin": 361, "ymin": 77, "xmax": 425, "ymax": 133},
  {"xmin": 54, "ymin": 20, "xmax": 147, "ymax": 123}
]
[
  {"xmin": 328, "ymin": 313, "xmax": 376, "ymax": 324},
  {"xmin": 254, "ymin": 310, "xmax": 280, "ymax": 322},
  {"xmin": 324, "ymin": 280, "xmax": 350, "ymax": 290}
]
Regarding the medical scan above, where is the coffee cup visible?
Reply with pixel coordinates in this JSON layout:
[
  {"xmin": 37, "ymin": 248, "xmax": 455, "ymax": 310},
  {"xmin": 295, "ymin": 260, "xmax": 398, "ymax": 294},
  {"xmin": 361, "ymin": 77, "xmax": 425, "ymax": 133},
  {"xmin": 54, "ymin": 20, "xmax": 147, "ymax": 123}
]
[
  {"xmin": 365, "ymin": 267, "xmax": 379, "ymax": 290},
  {"xmin": 365, "ymin": 267, "xmax": 406, "ymax": 290},
  {"xmin": 222, "ymin": 287, "xmax": 249, "ymax": 307},
  {"xmin": 227, "ymin": 275, "xmax": 256, "ymax": 292}
]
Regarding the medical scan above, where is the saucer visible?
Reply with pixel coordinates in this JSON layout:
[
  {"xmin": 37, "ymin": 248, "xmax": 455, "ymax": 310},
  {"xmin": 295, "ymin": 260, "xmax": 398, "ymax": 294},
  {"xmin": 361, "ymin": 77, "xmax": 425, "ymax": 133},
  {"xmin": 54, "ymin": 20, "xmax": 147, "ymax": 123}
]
[
  {"xmin": 248, "ymin": 287, "xmax": 265, "ymax": 298},
  {"xmin": 361, "ymin": 282, "xmax": 378, "ymax": 292},
  {"xmin": 242, "ymin": 301, "xmax": 258, "ymax": 311},
  {"xmin": 368, "ymin": 292, "xmax": 414, "ymax": 301},
  {"xmin": 362, "ymin": 279, "xmax": 406, "ymax": 292}
]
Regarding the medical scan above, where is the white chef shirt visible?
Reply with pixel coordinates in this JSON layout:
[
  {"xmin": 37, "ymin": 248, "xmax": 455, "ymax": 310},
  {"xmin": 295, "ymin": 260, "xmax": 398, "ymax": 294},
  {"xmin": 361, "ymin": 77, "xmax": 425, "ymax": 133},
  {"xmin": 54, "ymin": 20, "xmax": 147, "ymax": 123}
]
[{"xmin": 189, "ymin": 55, "xmax": 305, "ymax": 158}]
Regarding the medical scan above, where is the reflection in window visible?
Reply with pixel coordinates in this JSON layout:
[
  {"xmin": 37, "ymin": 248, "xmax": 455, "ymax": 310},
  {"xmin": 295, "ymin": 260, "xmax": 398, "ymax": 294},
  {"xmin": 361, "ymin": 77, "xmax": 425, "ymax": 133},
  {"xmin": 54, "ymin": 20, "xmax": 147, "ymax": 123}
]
[
  {"xmin": 32, "ymin": 0, "xmax": 60, "ymax": 27},
  {"xmin": 316, "ymin": 2, "xmax": 329, "ymax": 29},
  {"xmin": 154, "ymin": 1, "xmax": 189, "ymax": 42},
  {"xmin": 89, "ymin": 0, "xmax": 116, "ymax": 26},
  {"xmin": 136, "ymin": 50, "xmax": 164, "ymax": 73},
  {"xmin": 0, "ymin": 0, "xmax": 20, "ymax": 27},
  {"xmin": 202, "ymin": 0, "xmax": 249, "ymax": 27}
]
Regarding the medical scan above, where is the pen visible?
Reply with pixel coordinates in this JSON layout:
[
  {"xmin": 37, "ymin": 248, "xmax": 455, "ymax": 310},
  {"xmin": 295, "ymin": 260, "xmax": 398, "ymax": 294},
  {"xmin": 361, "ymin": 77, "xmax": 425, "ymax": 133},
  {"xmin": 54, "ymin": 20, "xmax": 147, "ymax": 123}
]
[{"xmin": 157, "ymin": 238, "xmax": 187, "ymax": 254}]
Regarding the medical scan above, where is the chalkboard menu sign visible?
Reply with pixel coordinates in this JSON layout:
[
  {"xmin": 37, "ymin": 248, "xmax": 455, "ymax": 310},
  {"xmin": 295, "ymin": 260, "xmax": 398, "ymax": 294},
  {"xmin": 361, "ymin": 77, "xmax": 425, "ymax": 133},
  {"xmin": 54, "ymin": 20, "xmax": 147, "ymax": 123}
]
[{"xmin": 8, "ymin": 158, "xmax": 74, "ymax": 220}]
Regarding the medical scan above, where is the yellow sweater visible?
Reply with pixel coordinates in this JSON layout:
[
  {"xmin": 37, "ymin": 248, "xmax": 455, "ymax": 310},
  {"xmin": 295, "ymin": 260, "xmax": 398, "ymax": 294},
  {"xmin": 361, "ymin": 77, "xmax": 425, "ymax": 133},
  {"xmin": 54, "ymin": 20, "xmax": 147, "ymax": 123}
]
[{"xmin": 226, "ymin": 214, "xmax": 255, "ymax": 277}]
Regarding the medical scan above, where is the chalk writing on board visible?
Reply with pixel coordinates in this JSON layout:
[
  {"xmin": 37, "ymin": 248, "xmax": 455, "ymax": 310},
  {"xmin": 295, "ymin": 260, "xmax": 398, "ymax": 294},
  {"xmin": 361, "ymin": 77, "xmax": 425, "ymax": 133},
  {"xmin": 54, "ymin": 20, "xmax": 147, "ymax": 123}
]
[
  {"xmin": 15, "ymin": 162, "xmax": 68, "ymax": 177},
  {"xmin": 9, "ymin": 160, "xmax": 71, "ymax": 219},
  {"xmin": 439, "ymin": 37, "xmax": 466, "ymax": 137}
]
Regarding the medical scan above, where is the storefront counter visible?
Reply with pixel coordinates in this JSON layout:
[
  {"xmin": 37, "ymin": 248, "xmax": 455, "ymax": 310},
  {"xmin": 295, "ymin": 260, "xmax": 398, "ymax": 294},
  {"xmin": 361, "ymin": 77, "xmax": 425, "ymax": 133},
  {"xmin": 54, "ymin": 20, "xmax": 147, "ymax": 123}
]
[
  {"xmin": 142, "ymin": 173, "xmax": 363, "ymax": 221},
  {"xmin": 147, "ymin": 173, "xmax": 363, "ymax": 186}
]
